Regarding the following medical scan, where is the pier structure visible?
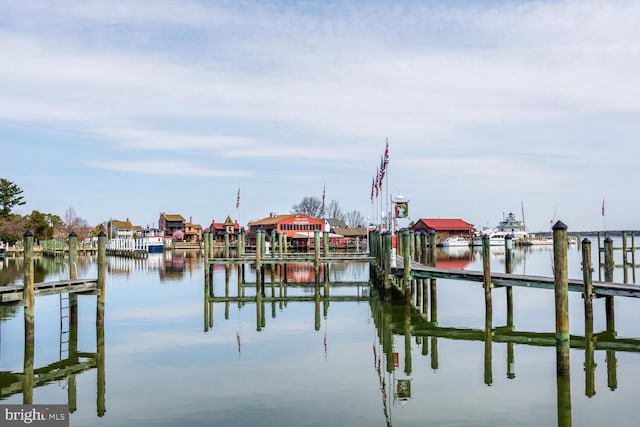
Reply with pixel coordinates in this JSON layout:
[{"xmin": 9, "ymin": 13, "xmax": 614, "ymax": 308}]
[
  {"xmin": 0, "ymin": 231, "xmax": 106, "ymax": 414},
  {"xmin": 105, "ymin": 237, "xmax": 149, "ymax": 258},
  {"xmin": 201, "ymin": 229, "xmax": 372, "ymax": 332},
  {"xmin": 368, "ymin": 224, "xmax": 640, "ymax": 427},
  {"xmin": 369, "ymin": 221, "xmax": 640, "ymax": 426}
]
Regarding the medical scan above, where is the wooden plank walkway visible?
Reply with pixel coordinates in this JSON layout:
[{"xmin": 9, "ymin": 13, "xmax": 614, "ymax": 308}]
[
  {"xmin": 392, "ymin": 257, "xmax": 640, "ymax": 298},
  {"xmin": 207, "ymin": 253, "xmax": 373, "ymax": 265},
  {"xmin": 210, "ymin": 295, "xmax": 370, "ymax": 303},
  {"xmin": 0, "ymin": 279, "xmax": 98, "ymax": 303},
  {"xmin": 0, "ymin": 354, "xmax": 97, "ymax": 399}
]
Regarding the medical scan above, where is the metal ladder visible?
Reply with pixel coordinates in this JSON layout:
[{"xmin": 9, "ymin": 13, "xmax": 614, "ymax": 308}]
[{"xmin": 59, "ymin": 293, "xmax": 70, "ymax": 360}]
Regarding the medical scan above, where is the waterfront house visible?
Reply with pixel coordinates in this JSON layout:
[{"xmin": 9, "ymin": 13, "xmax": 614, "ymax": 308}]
[
  {"xmin": 205, "ymin": 216, "xmax": 241, "ymax": 243},
  {"xmin": 411, "ymin": 218, "xmax": 476, "ymax": 240},
  {"xmin": 325, "ymin": 218, "xmax": 347, "ymax": 233},
  {"xmin": 184, "ymin": 217, "xmax": 203, "ymax": 243},
  {"xmin": 110, "ymin": 219, "xmax": 134, "ymax": 239},
  {"xmin": 159, "ymin": 213, "xmax": 186, "ymax": 239}
]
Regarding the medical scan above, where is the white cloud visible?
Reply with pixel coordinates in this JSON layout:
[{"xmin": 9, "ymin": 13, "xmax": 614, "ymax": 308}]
[
  {"xmin": 1, "ymin": 0, "xmax": 639, "ymax": 229},
  {"xmin": 89, "ymin": 160, "xmax": 249, "ymax": 177}
]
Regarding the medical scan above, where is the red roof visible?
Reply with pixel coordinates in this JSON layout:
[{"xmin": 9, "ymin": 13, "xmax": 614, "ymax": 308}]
[{"xmin": 414, "ymin": 218, "xmax": 475, "ymax": 231}]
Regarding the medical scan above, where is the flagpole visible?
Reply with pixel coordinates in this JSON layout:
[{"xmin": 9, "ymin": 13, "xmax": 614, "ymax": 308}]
[{"xmin": 386, "ymin": 138, "xmax": 396, "ymax": 267}]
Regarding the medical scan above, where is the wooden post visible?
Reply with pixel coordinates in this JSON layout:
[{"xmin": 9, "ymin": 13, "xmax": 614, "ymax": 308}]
[
  {"xmin": 604, "ymin": 236, "xmax": 615, "ymax": 331},
  {"xmin": 484, "ymin": 296, "xmax": 493, "ymax": 386},
  {"xmin": 597, "ymin": 231, "xmax": 603, "ymax": 281},
  {"xmin": 410, "ymin": 230, "xmax": 416, "ymax": 262},
  {"xmin": 553, "ymin": 221, "xmax": 570, "ymax": 346},
  {"xmin": 203, "ymin": 233, "xmax": 210, "ymax": 283},
  {"xmin": 236, "ymin": 228, "xmax": 246, "ymax": 258},
  {"xmin": 383, "ymin": 232, "xmax": 392, "ymax": 291},
  {"xmin": 402, "ymin": 230, "xmax": 411, "ymax": 298},
  {"xmin": 271, "ymin": 230, "xmax": 277, "ymax": 259},
  {"xmin": 224, "ymin": 231, "xmax": 230, "ymax": 259},
  {"xmin": 314, "ymin": 230, "xmax": 320, "ymax": 273},
  {"xmin": 23, "ymin": 231, "xmax": 35, "ymax": 338},
  {"xmin": 428, "ymin": 230, "xmax": 436, "ymax": 267},
  {"xmin": 582, "ymin": 238, "xmax": 593, "ymax": 326},
  {"xmin": 421, "ymin": 279, "xmax": 428, "ymax": 316},
  {"xmin": 482, "ymin": 234, "xmax": 491, "ymax": 289},
  {"xmin": 552, "ymin": 221, "xmax": 571, "ymax": 427},
  {"xmin": 582, "ymin": 237, "xmax": 595, "ymax": 397},
  {"xmin": 404, "ymin": 303, "xmax": 412, "ymax": 375},
  {"xmin": 22, "ymin": 231, "xmax": 35, "ymax": 405},
  {"xmin": 504, "ymin": 234, "xmax": 513, "ymax": 274},
  {"xmin": 323, "ymin": 231, "xmax": 329, "ymax": 257},
  {"xmin": 97, "ymin": 231, "xmax": 107, "ymax": 324},
  {"xmin": 68, "ymin": 231, "xmax": 79, "ymax": 371},
  {"xmin": 69, "ymin": 232, "xmax": 79, "ymax": 279}
]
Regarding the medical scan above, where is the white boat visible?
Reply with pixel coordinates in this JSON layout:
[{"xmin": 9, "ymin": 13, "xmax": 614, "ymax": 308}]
[
  {"xmin": 441, "ymin": 237, "xmax": 471, "ymax": 247},
  {"xmin": 520, "ymin": 235, "xmax": 554, "ymax": 246},
  {"xmin": 472, "ymin": 212, "xmax": 529, "ymax": 246},
  {"xmin": 137, "ymin": 226, "xmax": 165, "ymax": 253}
]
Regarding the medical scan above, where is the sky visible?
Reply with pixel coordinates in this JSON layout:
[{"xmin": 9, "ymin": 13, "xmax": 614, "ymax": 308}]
[{"xmin": 1, "ymin": 0, "xmax": 639, "ymax": 233}]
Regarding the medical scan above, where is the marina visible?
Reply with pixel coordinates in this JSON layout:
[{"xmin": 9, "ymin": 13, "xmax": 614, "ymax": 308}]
[{"xmin": 1, "ymin": 228, "xmax": 640, "ymax": 426}]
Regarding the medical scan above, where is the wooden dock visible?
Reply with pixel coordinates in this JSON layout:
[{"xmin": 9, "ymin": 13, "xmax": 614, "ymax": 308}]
[
  {"xmin": 1, "ymin": 231, "xmax": 107, "ymax": 412},
  {"xmin": 395, "ymin": 258, "xmax": 640, "ymax": 298},
  {"xmin": 0, "ymin": 279, "xmax": 98, "ymax": 304}
]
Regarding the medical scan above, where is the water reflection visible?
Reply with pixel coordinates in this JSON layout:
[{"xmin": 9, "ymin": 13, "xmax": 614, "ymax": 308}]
[
  {"xmin": 2, "ymin": 240, "xmax": 639, "ymax": 426},
  {"xmin": 106, "ymin": 250, "xmax": 202, "ymax": 281},
  {"xmin": 367, "ymin": 279, "xmax": 640, "ymax": 427},
  {"xmin": 0, "ymin": 295, "xmax": 105, "ymax": 415}
]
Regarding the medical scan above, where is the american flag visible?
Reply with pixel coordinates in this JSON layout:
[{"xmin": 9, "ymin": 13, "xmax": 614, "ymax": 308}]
[
  {"xmin": 601, "ymin": 198, "xmax": 605, "ymax": 217},
  {"xmin": 236, "ymin": 188, "xmax": 240, "ymax": 209},
  {"xmin": 383, "ymin": 139, "xmax": 389, "ymax": 169},
  {"xmin": 370, "ymin": 177, "xmax": 375, "ymax": 203}
]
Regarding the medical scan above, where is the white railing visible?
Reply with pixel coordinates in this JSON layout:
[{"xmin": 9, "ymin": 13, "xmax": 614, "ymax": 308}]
[{"xmin": 106, "ymin": 238, "xmax": 149, "ymax": 252}]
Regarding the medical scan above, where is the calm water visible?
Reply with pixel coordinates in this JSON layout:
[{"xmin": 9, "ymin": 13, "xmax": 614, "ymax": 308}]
[{"xmin": 1, "ymin": 238, "xmax": 639, "ymax": 426}]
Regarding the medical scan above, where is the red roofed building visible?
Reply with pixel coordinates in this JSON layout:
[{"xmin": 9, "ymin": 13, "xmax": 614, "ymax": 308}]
[
  {"xmin": 205, "ymin": 216, "xmax": 241, "ymax": 243},
  {"xmin": 247, "ymin": 214, "xmax": 325, "ymax": 248},
  {"xmin": 411, "ymin": 218, "xmax": 476, "ymax": 240}
]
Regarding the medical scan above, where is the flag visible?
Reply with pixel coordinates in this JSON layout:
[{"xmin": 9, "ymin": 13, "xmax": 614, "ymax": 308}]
[
  {"xmin": 601, "ymin": 198, "xmax": 605, "ymax": 217},
  {"xmin": 236, "ymin": 188, "xmax": 240, "ymax": 209},
  {"xmin": 378, "ymin": 155, "xmax": 385, "ymax": 188},
  {"xmin": 322, "ymin": 184, "xmax": 326, "ymax": 210},
  {"xmin": 370, "ymin": 177, "xmax": 375, "ymax": 203},
  {"xmin": 383, "ymin": 139, "xmax": 389, "ymax": 170}
]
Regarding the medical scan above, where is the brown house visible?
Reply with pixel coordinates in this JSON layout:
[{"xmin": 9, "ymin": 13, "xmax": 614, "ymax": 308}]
[
  {"xmin": 184, "ymin": 217, "xmax": 203, "ymax": 243},
  {"xmin": 205, "ymin": 216, "xmax": 241, "ymax": 242},
  {"xmin": 159, "ymin": 213, "xmax": 185, "ymax": 238}
]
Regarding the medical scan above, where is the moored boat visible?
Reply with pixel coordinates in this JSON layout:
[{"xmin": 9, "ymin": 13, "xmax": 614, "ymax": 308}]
[
  {"xmin": 137, "ymin": 226, "xmax": 165, "ymax": 253},
  {"xmin": 472, "ymin": 212, "xmax": 529, "ymax": 246},
  {"xmin": 441, "ymin": 237, "xmax": 471, "ymax": 247}
]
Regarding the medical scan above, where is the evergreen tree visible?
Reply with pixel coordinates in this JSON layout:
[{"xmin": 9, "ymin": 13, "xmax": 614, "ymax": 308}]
[{"xmin": 0, "ymin": 178, "xmax": 26, "ymax": 219}]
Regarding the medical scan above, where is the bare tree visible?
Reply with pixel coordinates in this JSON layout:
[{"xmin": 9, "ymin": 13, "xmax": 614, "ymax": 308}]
[
  {"xmin": 326, "ymin": 200, "xmax": 345, "ymax": 221},
  {"xmin": 63, "ymin": 206, "xmax": 86, "ymax": 235},
  {"xmin": 345, "ymin": 210, "xmax": 365, "ymax": 227},
  {"xmin": 291, "ymin": 196, "xmax": 323, "ymax": 218}
]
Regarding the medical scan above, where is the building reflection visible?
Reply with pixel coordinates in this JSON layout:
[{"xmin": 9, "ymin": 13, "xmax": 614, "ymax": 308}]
[{"xmin": 106, "ymin": 250, "xmax": 202, "ymax": 281}]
